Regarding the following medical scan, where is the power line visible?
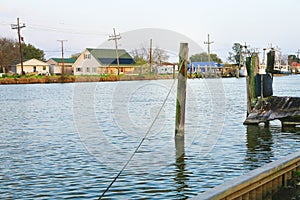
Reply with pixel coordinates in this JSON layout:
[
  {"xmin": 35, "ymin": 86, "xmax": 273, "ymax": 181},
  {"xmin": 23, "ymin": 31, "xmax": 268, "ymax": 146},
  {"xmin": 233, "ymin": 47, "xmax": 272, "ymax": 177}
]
[
  {"xmin": 11, "ymin": 17, "xmax": 25, "ymax": 75},
  {"xmin": 108, "ymin": 28, "xmax": 121, "ymax": 75},
  {"xmin": 0, "ymin": 22, "xmax": 10, "ymax": 26},
  {"xmin": 295, "ymin": 49, "xmax": 300, "ymax": 58},
  {"xmin": 27, "ymin": 25, "xmax": 109, "ymax": 36}
]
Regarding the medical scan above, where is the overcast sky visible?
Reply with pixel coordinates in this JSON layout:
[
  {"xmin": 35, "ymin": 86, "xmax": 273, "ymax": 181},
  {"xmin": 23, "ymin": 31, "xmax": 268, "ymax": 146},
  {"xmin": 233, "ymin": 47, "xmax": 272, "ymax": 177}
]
[{"xmin": 1, "ymin": 0, "xmax": 299, "ymax": 61}]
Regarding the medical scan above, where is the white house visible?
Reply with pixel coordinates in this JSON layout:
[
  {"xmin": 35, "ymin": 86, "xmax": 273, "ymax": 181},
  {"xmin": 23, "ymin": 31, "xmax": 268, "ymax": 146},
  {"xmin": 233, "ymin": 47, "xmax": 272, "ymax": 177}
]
[
  {"xmin": 16, "ymin": 58, "xmax": 50, "ymax": 75},
  {"xmin": 155, "ymin": 62, "xmax": 177, "ymax": 74},
  {"xmin": 72, "ymin": 48, "xmax": 135, "ymax": 75}
]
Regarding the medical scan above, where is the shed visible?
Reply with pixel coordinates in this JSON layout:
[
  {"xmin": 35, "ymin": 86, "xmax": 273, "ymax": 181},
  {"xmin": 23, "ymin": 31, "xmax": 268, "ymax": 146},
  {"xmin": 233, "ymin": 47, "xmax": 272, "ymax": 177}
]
[
  {"xmin": 47, "ymin": 58, "xmax": 77, "ymax": 75},
  {"xmin": 16, "ymin": 58, "xmax": 50, "ymax": 75}
]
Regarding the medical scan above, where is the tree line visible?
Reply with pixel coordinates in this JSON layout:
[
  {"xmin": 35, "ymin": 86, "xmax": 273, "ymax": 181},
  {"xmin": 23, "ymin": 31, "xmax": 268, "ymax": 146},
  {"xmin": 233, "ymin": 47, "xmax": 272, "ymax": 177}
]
[
  {"xmin": 0, "ymin": 37, "xmax": 45, "ymax": 73},
  {"xmin": 131, "ymin": 47, "xmax": 223, "ymax": 65}
]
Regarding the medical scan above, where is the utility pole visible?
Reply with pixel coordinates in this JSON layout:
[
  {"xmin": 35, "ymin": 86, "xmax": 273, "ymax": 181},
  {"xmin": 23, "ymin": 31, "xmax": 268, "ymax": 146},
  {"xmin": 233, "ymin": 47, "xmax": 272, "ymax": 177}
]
[
  {"xmin": 296, "ymin": 49, "xmax": 300, "ymax": 58},
  {"xmin": 11, "ymin": 17, "xmax": 25, "ymax": 75},
  {"xmin": 108, "ymin": 28, "xmax": 121, "ymax": 75},
  {"xmin": 149, "ymin": 38, "xmax": 152, "ymax": 75},
  {"xmin": 57, "ymin": 40, "xmax": 67, "ymax": 81},
  {"xmin": 204, "ymin": 34, "xmax": 214, "ymax": 77}
]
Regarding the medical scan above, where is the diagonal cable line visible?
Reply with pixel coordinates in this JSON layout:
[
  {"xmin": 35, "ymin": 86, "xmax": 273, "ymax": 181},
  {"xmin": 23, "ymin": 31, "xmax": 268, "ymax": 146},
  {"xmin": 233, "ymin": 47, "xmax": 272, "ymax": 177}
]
[{"xmin": 99, "ymin": 60, "xmax": 184, "ymax": 199}]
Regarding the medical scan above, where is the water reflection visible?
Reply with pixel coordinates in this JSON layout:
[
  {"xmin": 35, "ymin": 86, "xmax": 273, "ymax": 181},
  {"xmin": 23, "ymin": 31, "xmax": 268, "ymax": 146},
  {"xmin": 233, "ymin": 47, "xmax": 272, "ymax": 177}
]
[
  {"xmin": 245, "ymin": 123, "xmax": 300, "ymax": 171},
  {"xmin": 282, "ymin": 126, "xmax": 300, "ymax": 134},
  {"xmin": 174, "ymin": 137, "xmax": 189, "ymax": 200},
  {"xmin": 245, "ymin": 125, "xmax": 274, "ymax": 170}
]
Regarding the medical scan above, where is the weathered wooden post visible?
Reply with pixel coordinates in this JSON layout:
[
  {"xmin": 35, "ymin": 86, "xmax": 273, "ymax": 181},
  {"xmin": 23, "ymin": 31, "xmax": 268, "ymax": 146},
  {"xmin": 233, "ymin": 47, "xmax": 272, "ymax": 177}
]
[
  {"xmin": 236, "ymin": 66, "xmax": 240, "ymax": 78},
  {"xmin": 149, "ymin": 38, "xmax": 152, "ymax": 75},
  {"xmin": 246, "ymin": 53, "xmax": 259, "ymax": 115},
  {"xmin": 246, "ymin": 57, "xmax": 252, "ymax": 116},
  {"xmin": 255, "ymin": 49, "xmax": 274, "ymax": 99},
  {"xmin": 140, "ymin": 64, "xmax": 142, "ymax": 75},
  {"xmin": 175, "ymin": 43, "xmax": 188, "ymax": 137},
  {"xmin": 173, "ymin": 64, "xmax": 176, "ymax": 79},
  {"xmin": 266, "ymin": 49, "xmax": 275, "ymax": 74}
]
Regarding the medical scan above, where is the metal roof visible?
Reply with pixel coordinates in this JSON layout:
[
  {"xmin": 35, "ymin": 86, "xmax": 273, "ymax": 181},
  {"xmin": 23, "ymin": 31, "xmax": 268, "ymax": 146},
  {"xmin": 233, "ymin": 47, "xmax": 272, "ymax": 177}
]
[
  {"xmin": 86, "ymin": 48, "xmax": 135, "ymax": 65},
  {"xmin": 50, "ymin": 58, "xmax": 77, "ymax": 63}
]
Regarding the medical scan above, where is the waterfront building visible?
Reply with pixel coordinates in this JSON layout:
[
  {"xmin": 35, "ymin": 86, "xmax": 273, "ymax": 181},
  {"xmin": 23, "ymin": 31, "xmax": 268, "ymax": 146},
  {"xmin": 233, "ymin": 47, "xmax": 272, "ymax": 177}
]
[{"xmin": 72, "ymin": 48, "xmax": 135, "ymax": 75}]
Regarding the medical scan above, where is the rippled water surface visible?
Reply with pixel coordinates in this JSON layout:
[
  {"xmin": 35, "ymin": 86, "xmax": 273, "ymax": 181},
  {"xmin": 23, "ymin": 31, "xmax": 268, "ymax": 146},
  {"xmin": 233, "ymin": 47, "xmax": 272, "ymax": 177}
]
[{"xmin": 1, "ymin": 75, "xmax": 299, "ymax": 199}]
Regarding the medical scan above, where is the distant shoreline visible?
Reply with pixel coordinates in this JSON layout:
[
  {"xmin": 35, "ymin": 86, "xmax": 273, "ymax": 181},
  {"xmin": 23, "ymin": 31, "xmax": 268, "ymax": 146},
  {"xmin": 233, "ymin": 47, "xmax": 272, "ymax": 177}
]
[
  {"xmin": 0, "ymin": 74, "xmax": 175, "ymax": 84},
  {"xmin": 1, "ymin": 74, "xmax": 296, "ymax": 85}
]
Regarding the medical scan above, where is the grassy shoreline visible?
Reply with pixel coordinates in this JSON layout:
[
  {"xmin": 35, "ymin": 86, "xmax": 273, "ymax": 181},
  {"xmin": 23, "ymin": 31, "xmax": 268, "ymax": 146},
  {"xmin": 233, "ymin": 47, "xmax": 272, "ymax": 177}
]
[{"xmin": 0, "ymin": 74, "xmax": 175, "ymax": 84}]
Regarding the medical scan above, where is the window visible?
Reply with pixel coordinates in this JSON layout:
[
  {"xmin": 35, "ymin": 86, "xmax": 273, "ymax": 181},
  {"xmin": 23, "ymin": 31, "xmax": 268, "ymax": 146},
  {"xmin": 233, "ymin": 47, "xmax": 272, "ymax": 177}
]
[
  {"xmin": 84, "ymin": 54, "xmax": 91, "ymax": 59},
  {"xmin": 86, "ymin": 67, "xmax": 90, "ymax": 73},
  {"xmin": 92, "ymin": 67, "xmax": 97, "ymax": 73},
  {"xmin": 77, "ymin": 67, "xmax": 81, "ymax": 72},
  {"xmin": 43, "ymin": 66, "xmax": 46, "ymax": 70}
]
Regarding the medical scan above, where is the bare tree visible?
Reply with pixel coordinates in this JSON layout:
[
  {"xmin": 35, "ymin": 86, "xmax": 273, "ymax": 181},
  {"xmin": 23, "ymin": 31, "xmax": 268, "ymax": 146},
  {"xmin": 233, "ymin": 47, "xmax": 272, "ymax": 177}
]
[
  {"xmin": 130, "ymin": 48, "xmax": 148, "ymax": 65},
  {"xmin": 130, "ymin": 46, "xmax": 169, "ymax": 64},
  {"xmin": 0, "ymin": 37, "xmax": 45, "ymax": 73},
  {"xmin": 152, "ymin": 47, "xmax": 169, "ymax": 64},
  {"xmin": 0, "ymin": 38, "xmax": 19, "ymax": 73}
]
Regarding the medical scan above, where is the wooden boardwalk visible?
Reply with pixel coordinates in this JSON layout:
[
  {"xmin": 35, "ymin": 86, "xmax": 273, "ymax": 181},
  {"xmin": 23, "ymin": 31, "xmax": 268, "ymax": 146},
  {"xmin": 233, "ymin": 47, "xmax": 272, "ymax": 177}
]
[{"xmin": 191, "ymin": 151, "xmax": 300, "ymax": 200}]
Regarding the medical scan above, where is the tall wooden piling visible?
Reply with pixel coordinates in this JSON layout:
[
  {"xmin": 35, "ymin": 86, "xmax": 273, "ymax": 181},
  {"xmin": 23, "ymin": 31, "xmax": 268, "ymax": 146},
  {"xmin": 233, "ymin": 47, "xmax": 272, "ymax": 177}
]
[
  {"xmin": 149, "ymin": 38, "xmax": 152, "ymax": 75},
  {"xmin": 173, "ymin": 64, "xmax": 176, "ymax": 79},
  {"xmin": 244, "ymin": 49, "xmax": 299, "ymax": 126},
  {"xmin": 246, "ymin": 53, "xmax": 259, "ymax": 115},
  {"xmin": 246, "ymin": 57, "xmax": 252, "ymax": 116},
  {"xmin": 175, "ymin": 43, "xmax": 189, "ymax": 137},
  {"xmin": 266, "ymin": 49, "xmax": 275, "ymax": 74}
]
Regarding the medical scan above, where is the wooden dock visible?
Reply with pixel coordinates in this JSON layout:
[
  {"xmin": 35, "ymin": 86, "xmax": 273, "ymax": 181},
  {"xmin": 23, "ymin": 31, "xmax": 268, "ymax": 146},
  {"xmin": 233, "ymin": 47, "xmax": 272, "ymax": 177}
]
[
  {"xmin": 244, "ymin": 96, "xmax": 300, "ymax": 126},
  {"xmin": 191, "ymin": 150, "xmax": 300, "ymax": 200},
  {"xmin": 243, "ymin": 49, "xmax": 300, "ymax": 127}
]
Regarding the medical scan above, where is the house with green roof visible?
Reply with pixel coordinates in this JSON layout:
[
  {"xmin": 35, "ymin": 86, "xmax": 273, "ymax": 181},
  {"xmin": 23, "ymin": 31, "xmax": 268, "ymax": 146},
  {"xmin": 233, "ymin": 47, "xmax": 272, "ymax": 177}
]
[
  {"xmin": 47, "ymin": 58, "xmax": 77, "ymax": 75},
  {"xmin": 72, "ymin": 48, "xmax": 135, "ymax": 75}
]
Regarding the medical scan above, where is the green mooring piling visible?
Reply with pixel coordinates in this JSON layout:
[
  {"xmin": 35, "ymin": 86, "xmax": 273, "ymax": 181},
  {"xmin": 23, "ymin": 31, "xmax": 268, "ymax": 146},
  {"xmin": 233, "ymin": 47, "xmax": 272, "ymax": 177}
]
[
  {"xmin": 246, "ymin": 53, "xmax": 259, "ymax": 115},
  {"xmin": 243, "ymin": 49, "xmax": 297, "ymax": 126}
]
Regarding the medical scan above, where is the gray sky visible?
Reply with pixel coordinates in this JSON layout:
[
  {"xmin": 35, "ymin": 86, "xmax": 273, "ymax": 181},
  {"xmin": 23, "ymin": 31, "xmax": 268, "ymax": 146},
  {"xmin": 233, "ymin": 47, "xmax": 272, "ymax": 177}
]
[{"xmin": 1, "ymin": 0, "xmax": 299, "ymax": 61}]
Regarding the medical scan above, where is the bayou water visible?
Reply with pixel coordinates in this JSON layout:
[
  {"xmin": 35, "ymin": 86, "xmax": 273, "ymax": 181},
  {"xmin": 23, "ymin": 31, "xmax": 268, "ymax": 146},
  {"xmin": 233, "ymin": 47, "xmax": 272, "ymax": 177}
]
[{"xmin": 0, "ymin": 75, "xmax": 299, "ymax": 199}]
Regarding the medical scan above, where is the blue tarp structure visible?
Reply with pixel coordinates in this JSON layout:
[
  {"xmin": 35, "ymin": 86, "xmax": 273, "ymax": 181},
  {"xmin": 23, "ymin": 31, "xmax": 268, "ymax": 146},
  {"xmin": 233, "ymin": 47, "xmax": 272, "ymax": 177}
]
[{"xmin": 188, "ymin": 62, "xmax": 223, "ymax": 73}]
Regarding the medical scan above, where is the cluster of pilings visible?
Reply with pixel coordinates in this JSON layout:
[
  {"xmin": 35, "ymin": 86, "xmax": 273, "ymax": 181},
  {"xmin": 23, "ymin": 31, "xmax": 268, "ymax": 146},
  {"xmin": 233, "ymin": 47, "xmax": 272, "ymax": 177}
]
[{"xmin": 244, "ymin": 50, "xmax": 300, "ymax": 126}]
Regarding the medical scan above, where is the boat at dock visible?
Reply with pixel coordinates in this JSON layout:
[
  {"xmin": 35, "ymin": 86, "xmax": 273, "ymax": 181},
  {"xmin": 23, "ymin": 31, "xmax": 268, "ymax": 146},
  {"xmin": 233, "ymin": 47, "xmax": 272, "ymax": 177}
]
[
  {"xmin": 239, "ymin": 65, "xmax": 247, "ymax": 77},
  {"xmin": 273, "ymin": 64, "xmax": 291, "ymax": 75}
]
